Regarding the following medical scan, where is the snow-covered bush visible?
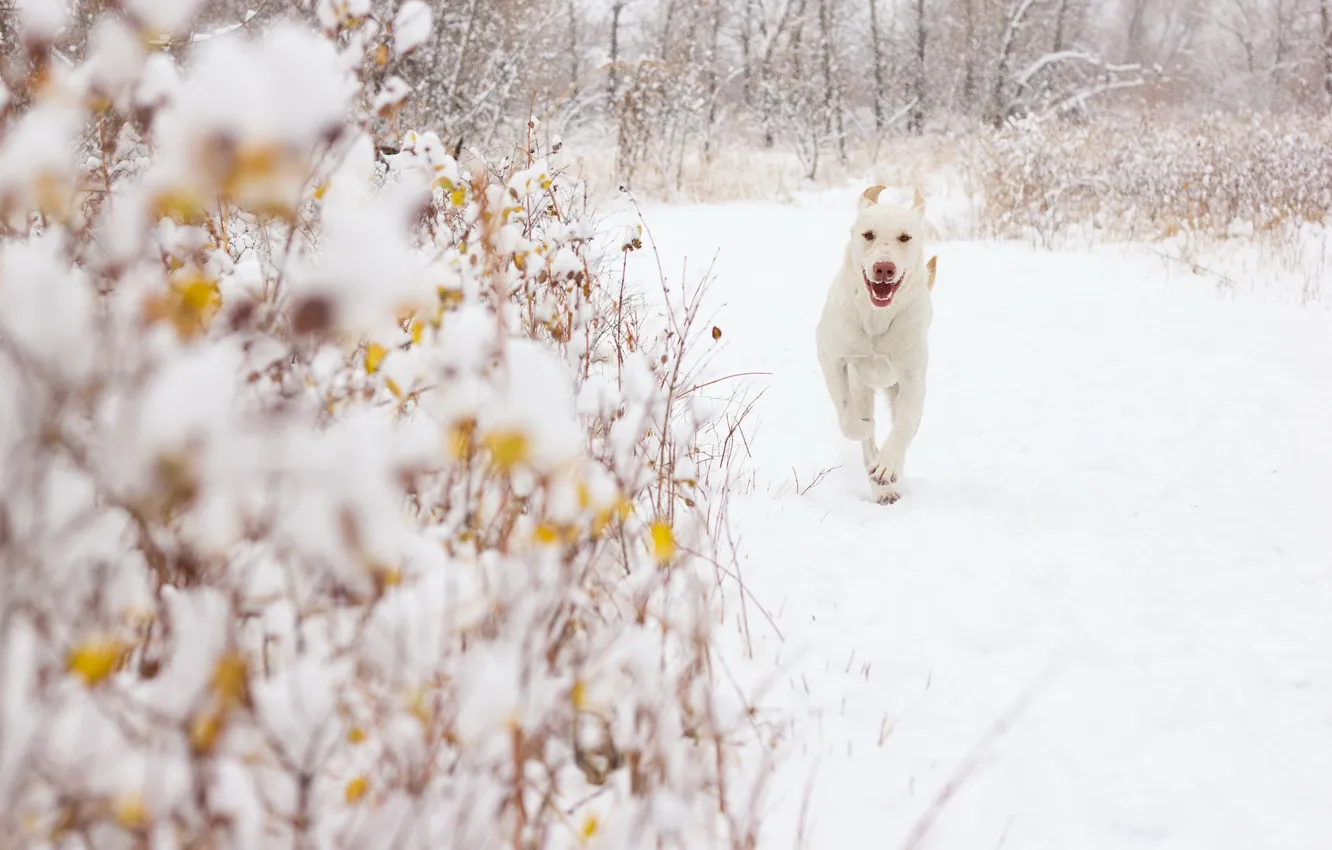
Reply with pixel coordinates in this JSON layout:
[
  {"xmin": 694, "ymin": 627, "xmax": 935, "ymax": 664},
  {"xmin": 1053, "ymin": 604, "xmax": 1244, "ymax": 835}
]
[
  {"xmin": 973, "ymin": 111, "xmax": 1332, "ymax": 242},
  {"xmin": 0, "ymin": 6, "xmax": 769, "ymax": 849}
]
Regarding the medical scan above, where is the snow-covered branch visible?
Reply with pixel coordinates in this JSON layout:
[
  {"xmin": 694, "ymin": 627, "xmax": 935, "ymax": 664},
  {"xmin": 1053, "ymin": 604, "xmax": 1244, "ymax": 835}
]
[{"xmin": 0, "ymin": 5, "xmax": 772, "ymax": 848}]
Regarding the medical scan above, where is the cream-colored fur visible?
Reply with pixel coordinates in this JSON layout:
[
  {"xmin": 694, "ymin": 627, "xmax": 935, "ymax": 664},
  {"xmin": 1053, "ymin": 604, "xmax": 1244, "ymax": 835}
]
[{"xmin": 815, "ymin": 185, "xmax": 935, "ymax": 505}]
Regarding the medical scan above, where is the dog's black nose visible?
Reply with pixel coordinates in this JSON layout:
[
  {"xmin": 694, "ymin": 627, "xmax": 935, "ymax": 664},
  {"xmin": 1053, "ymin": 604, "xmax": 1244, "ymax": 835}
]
[{"xmin": 873, "ymin": 261, "xmax": 896, "ymax": 281}]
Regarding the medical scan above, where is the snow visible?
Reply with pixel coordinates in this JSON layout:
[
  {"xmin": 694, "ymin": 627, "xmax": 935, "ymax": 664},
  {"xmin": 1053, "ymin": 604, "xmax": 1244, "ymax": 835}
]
[
  {"xmin": 371, "ymin": 75, "xmax": 411, "ymax": 113},
  {"xmin": 317, "ymin": 0, "xmax": 371, "ymax": 30},
  {"xmin": 81, "ymin": 16, "xmax": 146, "ymax": 105},
  {"xmin": 155, "ymin": 23, "xmax": 350, "ymax": 161},
  {"xmin": 0, "ymin": 231, "xmax": 96, "ymax": 383},
  {"xmin": 621, "ymin": 187, "xmax": 1332, "ymax": 850},
  {"xmin": 393, "ymin": 1, "xmax": 433, "ymax": 57},
  {"xmin": 16, "ymin": 0, "xmax": 69, "ymax": 41},
  {"xmin": 124, "ymin": 0, "xmax": 206, "ymax": 36},
  {"xmin": 0, "ymin": 101, "xmax": 83, "ymax": 226}
]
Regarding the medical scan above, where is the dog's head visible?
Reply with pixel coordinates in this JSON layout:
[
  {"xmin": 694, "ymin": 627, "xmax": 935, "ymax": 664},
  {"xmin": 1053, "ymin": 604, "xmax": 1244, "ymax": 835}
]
[{"xmin": 849, "ymin": 185, "xmax": 927, "ymax": 308}]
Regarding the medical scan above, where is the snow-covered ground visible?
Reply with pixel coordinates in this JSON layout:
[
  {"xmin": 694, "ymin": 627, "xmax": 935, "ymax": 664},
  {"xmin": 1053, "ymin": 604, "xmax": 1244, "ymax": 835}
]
[{"xmin": 621, "ymin": 187, "xmax": 1332, "ymax": 849}]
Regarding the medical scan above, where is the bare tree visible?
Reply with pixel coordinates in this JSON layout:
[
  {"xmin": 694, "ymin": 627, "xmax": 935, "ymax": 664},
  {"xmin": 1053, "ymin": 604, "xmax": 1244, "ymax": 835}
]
[
  {"xmin": 819, "ymin": 0, "xmax": 848, "ymax": 161},
  {"xmin": 608, "ymin": 0, "xmax": 628, "ymax": 101},
  {"xmin": 1323, "ymin": 0, "xmax": 1332, "ymax": 99},
  {"xmin": 989, "ymin": 0, "xmax": 1039, "ymax": 125},
  {"xmin": 910, "ymin": 0, "xmax": 927, "ymax": 133},
  {"xmin": 869, "ymin": 0, "xmax": 886, "ymax": 129}
]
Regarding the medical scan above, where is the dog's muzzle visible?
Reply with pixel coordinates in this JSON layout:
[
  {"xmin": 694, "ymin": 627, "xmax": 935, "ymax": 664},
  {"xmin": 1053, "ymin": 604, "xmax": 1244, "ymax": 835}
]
[{"xmin": 863, "ymin": 271, "xmax": 903, "ymax": 307}]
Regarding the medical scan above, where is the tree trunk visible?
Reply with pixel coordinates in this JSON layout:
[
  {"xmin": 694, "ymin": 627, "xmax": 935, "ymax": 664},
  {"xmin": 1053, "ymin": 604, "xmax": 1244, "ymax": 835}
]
[
  {"xmin": 961, "ymin": 0, "xmax": 976, "ymax": 109},
  {"xmin": 703, "ymin": 0, "xmax": 725, "ymax": 159},
  {"xmin": 819, "ymin": 0, "xmax": 841, "ymax": 161},
  {"xmin": 1273, "ymin": 0, "xmax": 1288, "ymax": 87},
  {"xmin": 909, "ymin": 0, "xmax": 926, "ymax": 134},
  {"xmin": 741, "ymin": 0, "xmax": 756, "ymax": 106},
  {"xmin": 1126, "ymin": 0, "xmax": 1148, "ymax": 63},
  {"xmin": 1053, "ymin": 0, "xmax": 1071, "ymax": 54},
  {"xmin": 608, "ymin": 1, "xmax": 626, "ymax": 102},
  {"xmin": 660, "ymin": 0, "xmax": 680, "ymax": 62},
  {"xmin": 869, "ymin": 0, "xmax": 885, "ymax": 131},
  {"xmin": 567, "ymin": 1, "xmax": 580, "ymax": 99},
  {"xmin": 990, "ymin": 0, "xmax": 1038, "ymax": 127},
  {"xmin": 1323, "ymin": 0, "xmax": 1332, "ymax": 100}
]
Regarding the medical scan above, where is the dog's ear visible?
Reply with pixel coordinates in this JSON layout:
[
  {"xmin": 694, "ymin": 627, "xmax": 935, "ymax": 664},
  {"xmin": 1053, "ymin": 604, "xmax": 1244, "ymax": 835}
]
[
  {"xmin": 913, "ymin": 187, "xmax": 927, "ymax": 214},
  {"xmin": 860, "ymin": 184, "xmax": 886, "ymax": 209},
  {"xmin": 926, "ymin": 256, "xmax": 937, "ymax": 290}
]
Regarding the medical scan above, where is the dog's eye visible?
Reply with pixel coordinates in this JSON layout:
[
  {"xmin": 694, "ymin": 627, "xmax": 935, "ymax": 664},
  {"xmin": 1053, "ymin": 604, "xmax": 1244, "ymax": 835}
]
[
  {"xmin": 898, "ymin": 233, "xmax": 912, "ymax": 243},
  {"xmin": 862, "ymin": 230, "xmax": 876, "ymax": 241}
]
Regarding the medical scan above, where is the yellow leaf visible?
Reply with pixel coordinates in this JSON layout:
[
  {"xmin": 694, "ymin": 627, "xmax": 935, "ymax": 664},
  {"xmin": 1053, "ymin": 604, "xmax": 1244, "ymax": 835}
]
[
  {"xmin": 149, "ymin": 271, "xmax": 222, "ymax": 340},
  {"xmin": 178, "ymin": 278, "xmax": 218, "ymax": 313},
  {"xmin": 373, "ymin": 564, "xmax": 403, "ymax": 589},
  {"xmin": 152, "ymin": 186, "xmax": 209, "ymax": 225},
  {"xmin": 571, "ymin": 680, "xmax": 587, "ymax": 711},
  {"xmin": 533, "ymin": 524, "xmax": 559, "ymax": 545},
  {"xmin": 347, "ymin": 726, "xmax": 367, "ymax": 744},
  {"xmin": 20, "ymin": 811, "xmax": 39, "ymax": 835},
  {"xmin": 67, "ymin": 637, "xmax": 130, "ymax": 687},
  {"xmin": 410, "ymin": 319, "xmax": 424, "ymax": 345},
  {"xmin": 405, "ymin": 687, "xmax": 431, "ymax": 727},
  {"xmin": 385, "ymin": 377, "xmax": 403, "ymax": 399},
  {"xmin": 313, "ymin": 182, "xmax": 329, "ymax": 200},
  {"xmin": 450, "ymin": 188, "xmax": 465, "ymax": 206},
  {"xmin": 374, "ymin": 44, "xmax": 390, "ymax": 66},
  {"xmin": 148, "ymin": 451, "xmax": 199, "ymax": 520},
  {"xmin": 345, "ymin": 776, "xmax": 369, "ymax": 805},
  {"xmin": 364, "ymin": 342, "xmax": 388, "ymax": 375},
  {"xmin": 592, "ymin": 497, "xmax": 632, "ymax": 538},
  {"xmin": 576, "ymin": 482, "xmax": 592, "ymax": 510},
  {"xmin": 483, "ymin": 429, "xmax": 528, "ymax": 472},
  {"xmin": 222, "ymin": 142, "xmax": 280, "ymax": 196},
  {"xmin": 33, "ymin": 171, "xmax": 71, "ymax": 218},
  {"xmin": 447, "ymin": 418, "xmax": 476, "ymax": 461},
  {"xmin": 113, "ymin": 793, "xmax": 147, "ymax": 830},
  {"xmin": 649, "ymin": 521, "xmax": 676, "ymax": 563},
  {"xmin": 581, "ymin": 814, "xmax": 599, "ymax": 840},
  {"xmin": 437, "ymin": 285, "xmax": 464, "ymax": 309},
  {"xmin": 211, "ymin": 652, "xmax": 247, "ymax": 708},
  {"xmin": 189, "ymin": 705, "xmax": 225, "ymax": 755}
]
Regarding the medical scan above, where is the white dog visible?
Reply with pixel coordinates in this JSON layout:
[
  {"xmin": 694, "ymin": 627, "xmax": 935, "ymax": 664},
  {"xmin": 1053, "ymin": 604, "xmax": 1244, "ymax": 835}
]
[{"xmin": 815, "ymin": 185, "xmax": 936, "ymax": 505}]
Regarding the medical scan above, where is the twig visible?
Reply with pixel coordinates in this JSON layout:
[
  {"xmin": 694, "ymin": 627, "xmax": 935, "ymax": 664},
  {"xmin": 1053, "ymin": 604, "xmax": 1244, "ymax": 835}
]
[
  {"xmin": 898, "ymin": 662, "xmax": 1060, "ymax": 850},
  {"xmin": 793, "ymin": 464, "xmax": 839, "ymax": 496},
  {"xmin": 678, "ymin": 371, "xmax": 773, "ymax": 397}
]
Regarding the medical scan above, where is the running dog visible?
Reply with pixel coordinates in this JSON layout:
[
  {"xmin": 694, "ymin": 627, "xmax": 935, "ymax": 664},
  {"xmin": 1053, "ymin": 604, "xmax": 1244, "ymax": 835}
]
[{"xmin": 815, "ymin": 185, "xmax": 935, "ymax": 505}]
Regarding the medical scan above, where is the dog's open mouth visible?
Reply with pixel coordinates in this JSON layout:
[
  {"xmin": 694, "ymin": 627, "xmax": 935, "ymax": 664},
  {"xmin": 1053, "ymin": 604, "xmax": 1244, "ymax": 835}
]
[{"xmin": 863, "ymin": 274, "xmax": 902, "ymax": 307}]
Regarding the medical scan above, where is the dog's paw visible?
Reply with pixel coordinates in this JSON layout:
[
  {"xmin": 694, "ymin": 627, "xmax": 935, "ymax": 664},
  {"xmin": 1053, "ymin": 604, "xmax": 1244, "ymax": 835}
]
[
  {"xmin": 871, "ymin": 480, "xmax": 901, "ymax": 505},
  {"xmin": 867, "ymin": 457, "xmax": 899, "ymax": 487}
]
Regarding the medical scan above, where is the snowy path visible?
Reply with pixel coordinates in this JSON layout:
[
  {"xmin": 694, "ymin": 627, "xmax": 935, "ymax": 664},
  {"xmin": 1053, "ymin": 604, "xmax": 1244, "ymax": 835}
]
[{"xmin": 626, "ymin": 189, "xmax": 1332, "ymax": 850}]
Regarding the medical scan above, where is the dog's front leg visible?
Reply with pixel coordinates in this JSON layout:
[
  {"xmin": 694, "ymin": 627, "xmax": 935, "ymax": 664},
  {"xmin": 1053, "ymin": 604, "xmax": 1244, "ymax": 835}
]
[
  {"xmin": 868, "ymin": 375, "xmax": 925, "ymax": 503},
  {"xmin": 819, "ymin": 354, "xmax": 872, "ymax": 442}
]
